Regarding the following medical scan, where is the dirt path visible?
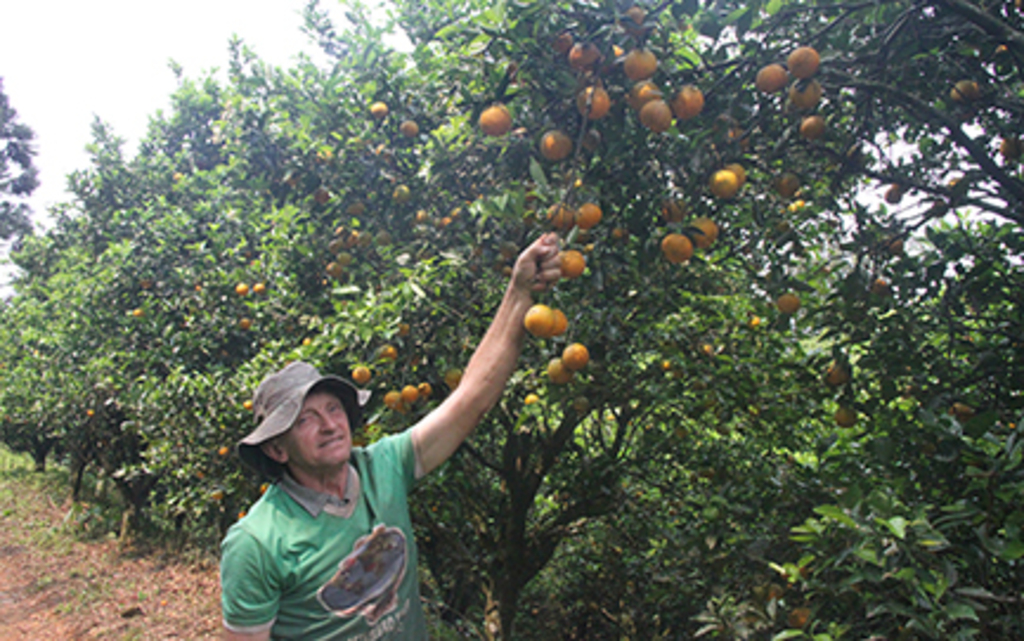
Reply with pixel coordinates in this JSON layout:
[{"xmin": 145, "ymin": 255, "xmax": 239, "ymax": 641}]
[{"xmin": 0, "ymin": 476, "xmax": 222, "ymax": 640}]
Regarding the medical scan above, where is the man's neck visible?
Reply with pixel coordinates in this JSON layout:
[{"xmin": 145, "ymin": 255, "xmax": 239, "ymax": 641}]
[{"xmin": 287, "ymin": 462, "xmax": 350, "ymax": 501}]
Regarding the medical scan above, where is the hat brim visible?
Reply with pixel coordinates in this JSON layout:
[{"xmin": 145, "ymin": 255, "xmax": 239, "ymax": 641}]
[{"xmin": 238, "ymin": 375, "xmax": 364, "ymax": 478}]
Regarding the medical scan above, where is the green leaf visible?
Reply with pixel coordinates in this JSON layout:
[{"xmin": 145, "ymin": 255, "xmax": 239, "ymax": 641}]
[
  {"xmin": 772, "ymin": 631, "xmax": 807, "ymax": 640},
  {"xmin": 814, "ymin": 504, "xmax": 859, "ymax": 530},
  {"xmin": 528, "ymin": 157, "xmax": 549, "ymax": 192},
  {"xmin": 946, "ymin": 601, "xmax": 979, "ymax": 621},
  {"xmin": 878, "ymin": 516, "xmax": 907, "ymax": 539}
]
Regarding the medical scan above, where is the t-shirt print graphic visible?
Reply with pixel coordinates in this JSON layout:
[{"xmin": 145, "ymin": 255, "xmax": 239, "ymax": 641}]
[{"xmin": 317, "ymin": 524, "xmax": 408, "ymax": 625}]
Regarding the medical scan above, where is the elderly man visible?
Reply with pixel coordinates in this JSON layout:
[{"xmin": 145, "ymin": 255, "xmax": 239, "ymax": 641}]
[{"xmin": 220, "ymin": 233, "xmax": 561, "ymax": 640}]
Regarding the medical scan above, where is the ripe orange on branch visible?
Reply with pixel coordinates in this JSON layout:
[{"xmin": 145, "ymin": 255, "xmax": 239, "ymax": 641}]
[
  {"xmin": 547, "ymin": 203, "xmax": 576, "ymax": 231},
  {"xmin": 399, "ymin": 120, "xmax": 420, "ymax": 138},
  {"xmin": 524, "ymin": 304, "xmax": 558, "ymax": 338},
  {"xmin": 568, "ymin": 42, "xmax": 601, "ymax": 70},
  {"xmin": 789, "ymin": 79, "xmax": 823, "ymax": 110},
  {"xmin": 562, "ymin": 343, "xmax": 590, "ymax": 371},
  {"xmin": 950, "ymin": 79, "xmax": 980, "ymax": 102},
  {"xmin": 627, "ymin": 81, "xmax": 662, "ymax": 111},
  {"xmin": 661, "ymin": 233, "xmax": 694, "ymax": 264},
  {"xmin": 755, "ymin": 63, "xmax": 789, "ymax": 93},
  {"xmin": 575, "ymin": 202, "xmax": 602, "ymax": 230},
  {"xmin": 235, "ymin": 283, "xmax": 250, "ymax": 296},
  {"xmin": 369, "ymin": 101, "xmax": 389, "ymax": 120},
  {"xmin": 480, "ymin": 103, "xmax": 512, "ymax": 136},
  {"xmin": 560, "ymin": 250, "xmax": 587, "ymax": 279},
  {"xmin": 639, "ymin": 99, "xmax": 673, "ymax": 133},
  {"xmin": 351, "ymin": 366, "xmax": 371, "ymax": 386},
  {"xmin": 709, "ymin": 168, "xmax": 741, "ymax": 199},
  {"xmin": 776, "ymin": 293, "xmax": 801, "ymax": 314},
  {"xmin": 787, "ymin": 46, "xmax": 821, "ymax": 79},
  {"xmin": 691, "ymin": 217, "xmax": 719, "ymax": 249},
  {"xmin": 670, "ymin": 85, "xmax": 704, "ymax": 120},
  {"xmin": 624, "ymin": 48, "xmax": 658, "ymax": 81},
  {"xmin": 775, "ymin": 172, "xmax": 800, "ymax": 198},
  {"xmin": 834, "ymin": 406, "xmax": 857, "ymax": 428},
  {"xmin": 799, "ymin": 115, "xmax": 826, "ymax": 140},
  {"xmin": 547, "ymin": 358, "xmax": 575, "ymax": 384},
  {"xmin": 577, "ymin": 86, "xmax": 611, "ymax": 120},
  {"xmin": 825, "ymin": 362, "xmax": 850, "ymax": 387},
  {"xmin": 540, "ymin": 130, "xmax": 573, "ymax": 161}
]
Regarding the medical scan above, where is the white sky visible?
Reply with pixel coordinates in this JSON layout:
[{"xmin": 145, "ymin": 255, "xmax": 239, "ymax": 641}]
[{"xmin": 1, "ymin": 0, "xmax": 360, "ymax": 223}]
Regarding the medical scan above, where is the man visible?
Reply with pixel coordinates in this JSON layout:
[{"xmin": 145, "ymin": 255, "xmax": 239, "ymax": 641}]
[{"xmin": 220, "ymin": 233, "xmax": 561, "ymax": 640}]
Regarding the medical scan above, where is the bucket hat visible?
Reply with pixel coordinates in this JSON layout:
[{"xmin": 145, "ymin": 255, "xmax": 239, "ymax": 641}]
[{"xmin": 238, "ymin": 361, "xmax": 367, "ymax": 478}]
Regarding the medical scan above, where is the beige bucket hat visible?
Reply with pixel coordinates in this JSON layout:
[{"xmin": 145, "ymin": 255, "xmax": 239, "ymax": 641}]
[{"xmin": 238, "ymin": 361, "xmax": 367, "ymax": 478}]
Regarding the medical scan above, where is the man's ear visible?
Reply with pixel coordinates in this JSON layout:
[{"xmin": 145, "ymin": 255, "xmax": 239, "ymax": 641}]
[{"xmin": 261, "ymin": 438, "xmax": 288, "ymax": 464}]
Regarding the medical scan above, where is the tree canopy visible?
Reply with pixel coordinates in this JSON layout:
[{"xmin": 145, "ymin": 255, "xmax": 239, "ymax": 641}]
[{"xmin": 1, "ymin": 1, "xmax": 1022, "ymax": 638}]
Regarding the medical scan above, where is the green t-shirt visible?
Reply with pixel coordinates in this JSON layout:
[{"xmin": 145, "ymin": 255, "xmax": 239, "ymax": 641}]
[{"xmin": 220, "ymin": 432, "xmax": 428, "ymax": 640}]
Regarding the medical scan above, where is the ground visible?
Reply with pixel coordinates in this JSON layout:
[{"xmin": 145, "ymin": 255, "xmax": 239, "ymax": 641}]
[{"xmin": 0, "ymin": 466, "xmax": 222, "ymax": 640}]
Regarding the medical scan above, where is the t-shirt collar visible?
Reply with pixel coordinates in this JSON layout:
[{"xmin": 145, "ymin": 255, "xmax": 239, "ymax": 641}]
[{"xmin": 279, "ymin": 465, "xmax": 359, "ymax": 518}]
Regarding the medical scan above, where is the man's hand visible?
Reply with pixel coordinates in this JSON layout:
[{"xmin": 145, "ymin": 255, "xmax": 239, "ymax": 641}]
[{"xmin": 512, "ymin": 232, "xmax": 562, "ymax": 293}]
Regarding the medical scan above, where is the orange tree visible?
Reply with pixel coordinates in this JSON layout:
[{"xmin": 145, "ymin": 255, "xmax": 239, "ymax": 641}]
[{"xmin": 2, "ymin": 0, "xmax": 1022, "ymax": 638}]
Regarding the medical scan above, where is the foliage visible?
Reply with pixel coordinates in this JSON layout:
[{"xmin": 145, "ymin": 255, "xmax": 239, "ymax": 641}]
[
  {"xmin": 0, "ymin": 77, "xmax": 38, "ymax": 243},
  {"xmin": 1, "ymin": 0, "xmax": 1023, "ymax": 638}
]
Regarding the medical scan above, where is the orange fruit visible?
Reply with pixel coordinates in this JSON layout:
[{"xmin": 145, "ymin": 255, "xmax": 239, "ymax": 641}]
[
  {"xmin": 624, "ymin": 48, "xmax": 658, "ymax": 81},
  {"xmin": 755, "ymin": 63, "xmax": 789, "ymax": 93},
  {"xmin": 885, "ymin": 184, "xmax": 904, "ymax": 204},
  {"xmin": 886, "ymin": 237, "xmax": 905, "ymax": 256},
  {"xmin": 799, "ymin": 115, "xmax": 826, "ymax": 140},
  {"xmin": 788, "ymin": 607, "xmax": 812, "ymax": 628},
  {"xmin": 539, "ymin": 130, "xmax": 573, "ymax": 161},
  {"xmin": 399, "ymin": 120, "xmax": 419, "ymax": 138},
  {"xmin": 552, "ymin": 31, "xmax": 574, "ymax": 55},
  {"xmin": 524, "ymin": 392, "xmax": 540, "ymax": 405},
  {"xmin": 393, "ymin": 184, "xmax": 412, "ymax": 203},
  {"xmin": 691, "ymin": 217, "xmax": 719, "ymax": 249},
  {"xmin": 834, "ymin": 406, "xmax": 857, "ymax": 428},
  {"xmin": 661, "ymin": 233, "xmax": 694, "ymax": 264},
  {"xmin": 235, "ymin": 282, "xmax": 250, "ymax": 296},
  {"xmin": 547, "ymin": 358, "xmax": 575, "ymax": 384},
  {"xmin": 480, "ymin": 103, "xmax": 512, "ymax": 136},
  {"xmin": 401, "ymin": 385, "xmax": 420, "ymax": 405},
  {"xmin": 825, "ymin": 362, "xmax": 850, "ymax": 386},
  {"xmin": 131, "ymin": 308, "xmax": 144, "ymax": 318},
  {"xmin": 950, "ymin": 79, "xmax": 980, "ymax": 102},
  {"xmin": 776, "ymin": 293, "xmax": 801, "ymax": 314},
  {"xmin": 524, "ymin": 304, "xmax": 557, "ymax": 338},
  {"xmin": 218, "ymin": 446, "xmax": 230, "ymax": 457},
  {"xmin": 789, "ymin": 79, "xmax": 823, "ymax": 110},
  {"xmin": 639, "ymin": 99, "xmax": 673, "ymax": 132},
  {"xmin": 379, "ymin": 344, "xmax": 398, "ymax": 361},
  {"xmin": 351, "ymin": 366, "xmax": 371, "ymax": 386},
  {"xmin": 551, "ymin": 308, "xmax": 569, "ymax": 337},
  {"xmin": 560, "ymin": 250, "xmax": 587, "ymax": 279},
  {"xmin": 709, "ymin": 169, "xmax": 741, "ymax": 199},
  {"xmin": 870, "ymin": 278, "xmax": 891, "ymax": 296},
  {"xmin": 417, "ymin": 382, "xmax": 432, "ymax": 399},
  {"xmin": 568, "ymin": 42, "xmax": 601, "ymax": 70},
  {"xmin": 787, "ymin": 46, "xmax": 820, "ymax": 79},
  {"xmin": 724, "ymin": 163, "xmax": 747, "ymax": 187},
  {"xmin": 335, "ymin": 252, "xmax": 353, "ymax": 268},
  {"xmin": 444, "ymin": 368, "xmax": 463, "ymax": 389},
  {"xmin": 238, "ymin": 317, "xmax": 252, "ymax": 331},
  {"xmin": 627, "ymin": 80, "xmax": 662, "ymax": 111},
  {"xmin": 775, "ymin": 172, "xmax": 800, "ymax": 199},
  {"xmin": 384, "ymin": 390, "xmax": 403, "ymax": 410},
  {"xmin": 577, "ymin": 86, "xmax": 611, "ymax": 120},
  {"xmin": 999, "ymin": 137, "xmax": 1022, "ymax": 161},
  {"xmin": 398, "ymin": 322, "xmax": 411, "ymax": 337},
  {"xmin": 562, "ymin": 343, "xmax": 590, "ymax": 371},
  {"xmin": 346, "ymin": 201, "xmax": 366, "ymax": 216},
  {"xmin": 625, "ymin": 5, "xmax": 645, "ymax": 25},
  {"xmin": 662, "ymin": 198, "xmax": 687, "ymax": 223},
  {"xmin": 547, "ymin": 203, "xmax": 576, "ymax": 231},
  {"xmin": 211, "ymin": 490, "xmax": 225, "ymax": 501},
  {"xmin": 314, "ymin": 187, "xmax": 331, "ymax": 204},
  {"xmin": 670, "ymin": 85, "xmax": 704, "ymax": 120},
  {"xmin": 252, "ymin": 282, "xmax": 266, "ymax": 294},
  {"xmin": 326, "ymin": 262, "xmax": 344, "ymax": 279},
  {"xmin": 575, "ymin": 202, "xmax": 602, "ymax": 230},
  {"xmin": 950, "ymin": 402, "xmax": 975, "ymax": 421},
  {"xmin": 369, "ymin": 101, "xmax": 389, "ymax": 120}
]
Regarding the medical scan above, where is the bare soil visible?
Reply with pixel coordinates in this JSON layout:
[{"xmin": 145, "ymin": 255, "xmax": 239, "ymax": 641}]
[{"xmin": 0, "ymin": 472, "xmax": 222, "ymax": 640}]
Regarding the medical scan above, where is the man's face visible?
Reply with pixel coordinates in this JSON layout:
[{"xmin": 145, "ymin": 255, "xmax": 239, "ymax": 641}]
[{"xmin": 273, "ymin": 390, "xmax": 352, "ymax": 475}]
